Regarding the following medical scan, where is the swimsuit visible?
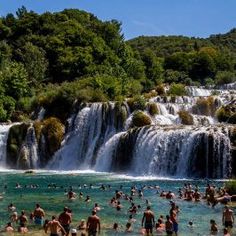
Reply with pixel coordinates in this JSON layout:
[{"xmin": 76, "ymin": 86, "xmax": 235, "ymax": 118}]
[
  {"xmin": 173, "ymin": 222, "xmax": 178, "ymax": 232},
  {"xmin": 62, "ymin": 224, "xmax": 70, "ymax": 233},
  {"xmin": 144, "ymin": 222, "xmax": 153, "ymax": 229},
  {"xmin": 88, "ymin": 229, "xmax": 97, "ymax": 236},
  {"xmin": 34, "ymin": 217, "xmax": 43, "ymax": 225},
  {"xmin": 224, "ymin": 221, "xmax": 233, "ymax": 227}
]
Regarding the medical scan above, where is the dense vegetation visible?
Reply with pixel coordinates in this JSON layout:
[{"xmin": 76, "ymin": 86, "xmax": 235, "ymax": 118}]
[{"xmin": 0, "ymin": 7, "xmax": 236, "ymax": 122}]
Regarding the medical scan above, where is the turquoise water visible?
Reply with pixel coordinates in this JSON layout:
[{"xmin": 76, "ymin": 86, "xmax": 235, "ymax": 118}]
[{"xmin": 0, "ymin": 171, "xmax": 235, "ymax": 236}]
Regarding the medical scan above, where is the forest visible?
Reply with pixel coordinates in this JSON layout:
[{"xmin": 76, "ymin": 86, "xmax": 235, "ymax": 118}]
[{"xmin": 0, "ymin": 7, "xmax": 235, "ymax": 122}]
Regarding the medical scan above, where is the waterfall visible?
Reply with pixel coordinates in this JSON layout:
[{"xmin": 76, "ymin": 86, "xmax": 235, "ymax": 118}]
[
  {"xmin": 48, "ymin": 102, "xmax": 129, "ymax": 170},
  {"xmin": 186, "ymin": 87, "xmax": 212, "ymax": 97},
  {"xmin": 17, "ymin": 124, "xmax": 40, "ymax": 169},
  {"xmin": 100, "ymin": 126, "xmax": 232, "ymax": 178},
  {"xmin": 94, "ymin": 132, "xmax": 126, "ymax": 172},
  {"xmin": 0, "ymin": 84, "xmax": 233, "ymax": 178},
  {"xmin": 0, "ymin": 124, "xmax": 13, "ymax": 169}
]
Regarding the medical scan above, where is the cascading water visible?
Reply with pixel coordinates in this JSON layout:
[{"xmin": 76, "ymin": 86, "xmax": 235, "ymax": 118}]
[
  {"xmin": 48, "ymin": 102, "xmax": 129, "ymax": 170},
  {"xmin": 0, "ymin": 85, "xmax": 234, "ymax": 178},
  {"xmin": 95, "ymin": 126, "xmax": 232, "ymax": 178},
  {"xmin": 17, "ymin": 124, "xmax": 40, "ymax": 169},
  {"xmin": 0, "ymin": 124, "xmax": 13, "ymax": 169}
]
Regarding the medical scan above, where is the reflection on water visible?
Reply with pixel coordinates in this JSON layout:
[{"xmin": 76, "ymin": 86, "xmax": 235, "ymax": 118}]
[{"xmin": 0, "ymin": 171, "xmax": 235, "ymax": 236}]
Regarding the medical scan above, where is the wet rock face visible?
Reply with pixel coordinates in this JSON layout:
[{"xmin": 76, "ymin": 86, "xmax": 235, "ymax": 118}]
[
  {"xmin": 7, "ymin": 123, "xmax": 30, "ymax": 168},
  {"xmin": 110, "ymin": 129, "xmax": 139, "ymax": 172},
  {"xmin": 17, "ymin": 145, "xmax": 30, "ymax": 169}
]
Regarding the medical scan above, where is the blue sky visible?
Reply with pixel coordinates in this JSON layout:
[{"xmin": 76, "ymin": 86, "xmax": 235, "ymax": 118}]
[{"xmin": 0, "ymin": 0, "xmax": 235, "ymax": 39}]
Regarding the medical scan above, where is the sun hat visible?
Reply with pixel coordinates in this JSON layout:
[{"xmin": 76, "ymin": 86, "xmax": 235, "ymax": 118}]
[{"xmin": 71, "ymin": 228, "xmax": 77, "ymax": 233}]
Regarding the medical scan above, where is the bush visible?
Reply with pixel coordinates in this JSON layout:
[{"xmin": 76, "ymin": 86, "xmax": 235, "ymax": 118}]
[
  {"xmin": 143, "ymin": 90, "xmax": 157, "ymax": 99},
  {"xmin": 148, "ymin": 102, "xmax": 159, "ymax": 116},
  {"xmin": 132, "ymin": 111, "xmax": 152, "ymax": 127},
  {"xmin": 41, "ymin": 117, "xmax": 65, "ymax": 156},
  {"xmin": 127, "ymin": 95, "xmax": 147, "ymax": 112},
  {"xmin": 156, "ymin": 84, "xmax": 165, "ymax": 95},
  {"xmin": 16, "ymin": 97, "xmax": 35, "ymax": 113},
  {"xmin": 216, "ymin": 103, "xmax": 236, "ymax": 124},
  {"xmin": 192, "ymin": 97, "xmax": 217, "ymax": 116},
  {"xmin": 168, "ymin": 83, "xmax": 187, "ymax": 96},
  {"xmin": 215, "ymin": 71, "xmax": 236, "ymax": 85},
  {"xmin": 178, "ymin": 110, "xmax": 194, "ymax": 125},
  {"xmin": 0, "ymin": 104, "xmax": 7, "ymax": 121}
]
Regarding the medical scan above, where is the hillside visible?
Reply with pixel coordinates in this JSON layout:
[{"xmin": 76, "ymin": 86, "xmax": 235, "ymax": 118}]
[{"xmin": 0, "ymin": 7, "xmax": 235, "ymax": 123}]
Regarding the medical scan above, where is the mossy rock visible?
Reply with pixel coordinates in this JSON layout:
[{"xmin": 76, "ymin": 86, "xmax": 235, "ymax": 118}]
[
  {"xmin": 132, "ymin": 111, "xmax": 152, "ymax": 127},
  {"xmin": 178, "ymin": 110, "xmax": 194, "ymax": 125},
  {"xmin": 6, "ymin": 123, "xmax": 30, "ymax": 167},
  {"xmin": 156, "ymin": 84, "xmax": 165, "ymax": 95},
  {"xmin": 216, "ymin": 102, "xmax": 236, "ymax": 123},
  {"xmin": 114, "ymin": 102, "xmax": 128, "ymax": 129},
  {"xmin": 37, "ymin": 117, "xmax": 65, "ymax": 165},
  {"xmin": 193, "ymin": 97, "xmax": 217, "ymax": 116},
  {"xmin": 148, "ymin": 103, "xmax": 159, "ymax": 116},
  {"xmin": 127, "ymin": 96, "xmax": 147, "ymax": 112}
]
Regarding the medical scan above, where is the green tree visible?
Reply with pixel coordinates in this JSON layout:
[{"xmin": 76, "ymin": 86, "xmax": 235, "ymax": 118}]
[
  {"xmin": 142, "ymin": 49, "xmax": 164, "ymax": 90},
  {"xmin": 16, "ymin": 42, "xmax": 48, "ymax": 86},
  {"xmin": 1, "ymin": 61, "xmax": 30, "ymax": 100}
]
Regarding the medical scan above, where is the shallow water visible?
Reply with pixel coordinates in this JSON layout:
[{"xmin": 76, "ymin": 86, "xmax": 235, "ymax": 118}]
[{"xmin": 0, "ymin": 171, "xmax": 235, "ymax": 236}]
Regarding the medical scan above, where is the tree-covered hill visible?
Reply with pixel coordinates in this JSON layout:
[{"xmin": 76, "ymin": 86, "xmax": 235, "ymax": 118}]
[
  {"xmin": 128, "ymin": 30, "xmax": 236, "ymax": 86},
  {"xmin": 0, "ymin": 7, "xmax": 235, "ymax": 122}
]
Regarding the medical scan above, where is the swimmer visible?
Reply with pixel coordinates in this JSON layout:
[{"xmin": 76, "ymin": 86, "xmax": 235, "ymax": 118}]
[
  {"xmin": 58, "ymin": 207, "xmax": 72, "ymax": 236},
  {"xmin": 116, "ymin": 201, "xmax": 122, "ymax": 211},
  {"xmin": 210, "ymin": 219, "xmax": 218, "ymax": 235},
  {"xmin": 128, "ymin": 215, "xmax": 136, "ymax": 223},
  {"xmin": 165, "ymin": 215, "xmax": 173, "ymax": 236},
  {"xmin": 223, "ymin": 228, "xmax": 231, "ymax": 236},
  {"xmin": 8, "ymin": 203, "xmax": 16, "ymax": 212},
  {"xmin": 125, "ymin": 222, "xmax": 132, "ymax": 232},
  {"xmin": 77, "ymin": 219, "xmax": 86, "ymax": 231},
  {"xmin": 45, "ymin": 215, "xmax": 66, "ymax": 236},
  {"xmin": 93, "ymin": 203, "xmax": 101, "ymax": 212},
  {"xmin": 71, "ymin": 228, "xmax": 77, "ymax": 236},
  {"xmin": 85, "ymin": 195, "xmax": 91, "ymax": 203},
  {"xmin": 141, "ymin": 206, "xmax": 155, "ymax": 236},
  {"xmin": 18, "ymin": 223, "xmax": 28, "ymax": 233},
  {"xmin": 10, "ymin": 211, "xmax": 18, "ymax": 223},
  {"xmin": 67, "ymin": 190, "xmax": 76, "ymax": 200},
  {"xmin": 5, "ymin": 222, "xmax": 14, "ymax": 233},
  {"xmin": 33, "ymin": 203, "xmax": 45, "ymax": 225},
  {"xmin": 19, "ymin": 211, "xmax": 27, "ymax": 225},
  {"xmin": 222, "ymin": 205, "xmax": 234, "ymax": 229},
  {"xmin": 113, "ymin": 222, "xmax": 119, "ymax": 232},
  {"xmin": 87, "ymin": 210, "xmax": 101, "ymax": 236}
]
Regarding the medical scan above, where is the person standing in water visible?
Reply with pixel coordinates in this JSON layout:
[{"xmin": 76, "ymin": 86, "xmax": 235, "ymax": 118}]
[
  {"xmin": 33, "ymin": 203, "xmax": 45, "ymax": 225},
  {"xmin": 58, "ymin": 207, "xmax": 72, "ymax": 236},
  {"xmin": 45, "ymin": 215, "xmax": 66, "ymax": 236},
  {"xmin": 141, "ymin": 206, "xmax": 155, "ymax": 236},
  {"xmin": 222, "ymin": 205, "xmax": 234, "ymax": 229},
  {"xmin": 87, "ymin": 210, "xmax": 101, "ymax": 236}
]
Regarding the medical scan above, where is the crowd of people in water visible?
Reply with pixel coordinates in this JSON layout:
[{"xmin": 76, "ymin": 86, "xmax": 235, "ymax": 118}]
[{"xmin": 0, "ymin": 182, "xmax": 235, "ymax": 235}]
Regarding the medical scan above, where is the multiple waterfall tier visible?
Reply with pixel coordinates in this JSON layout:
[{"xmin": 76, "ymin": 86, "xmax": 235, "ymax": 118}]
[{"xmin": 0, "ymin": 85, "xmax": 235, "ymax": 178}]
